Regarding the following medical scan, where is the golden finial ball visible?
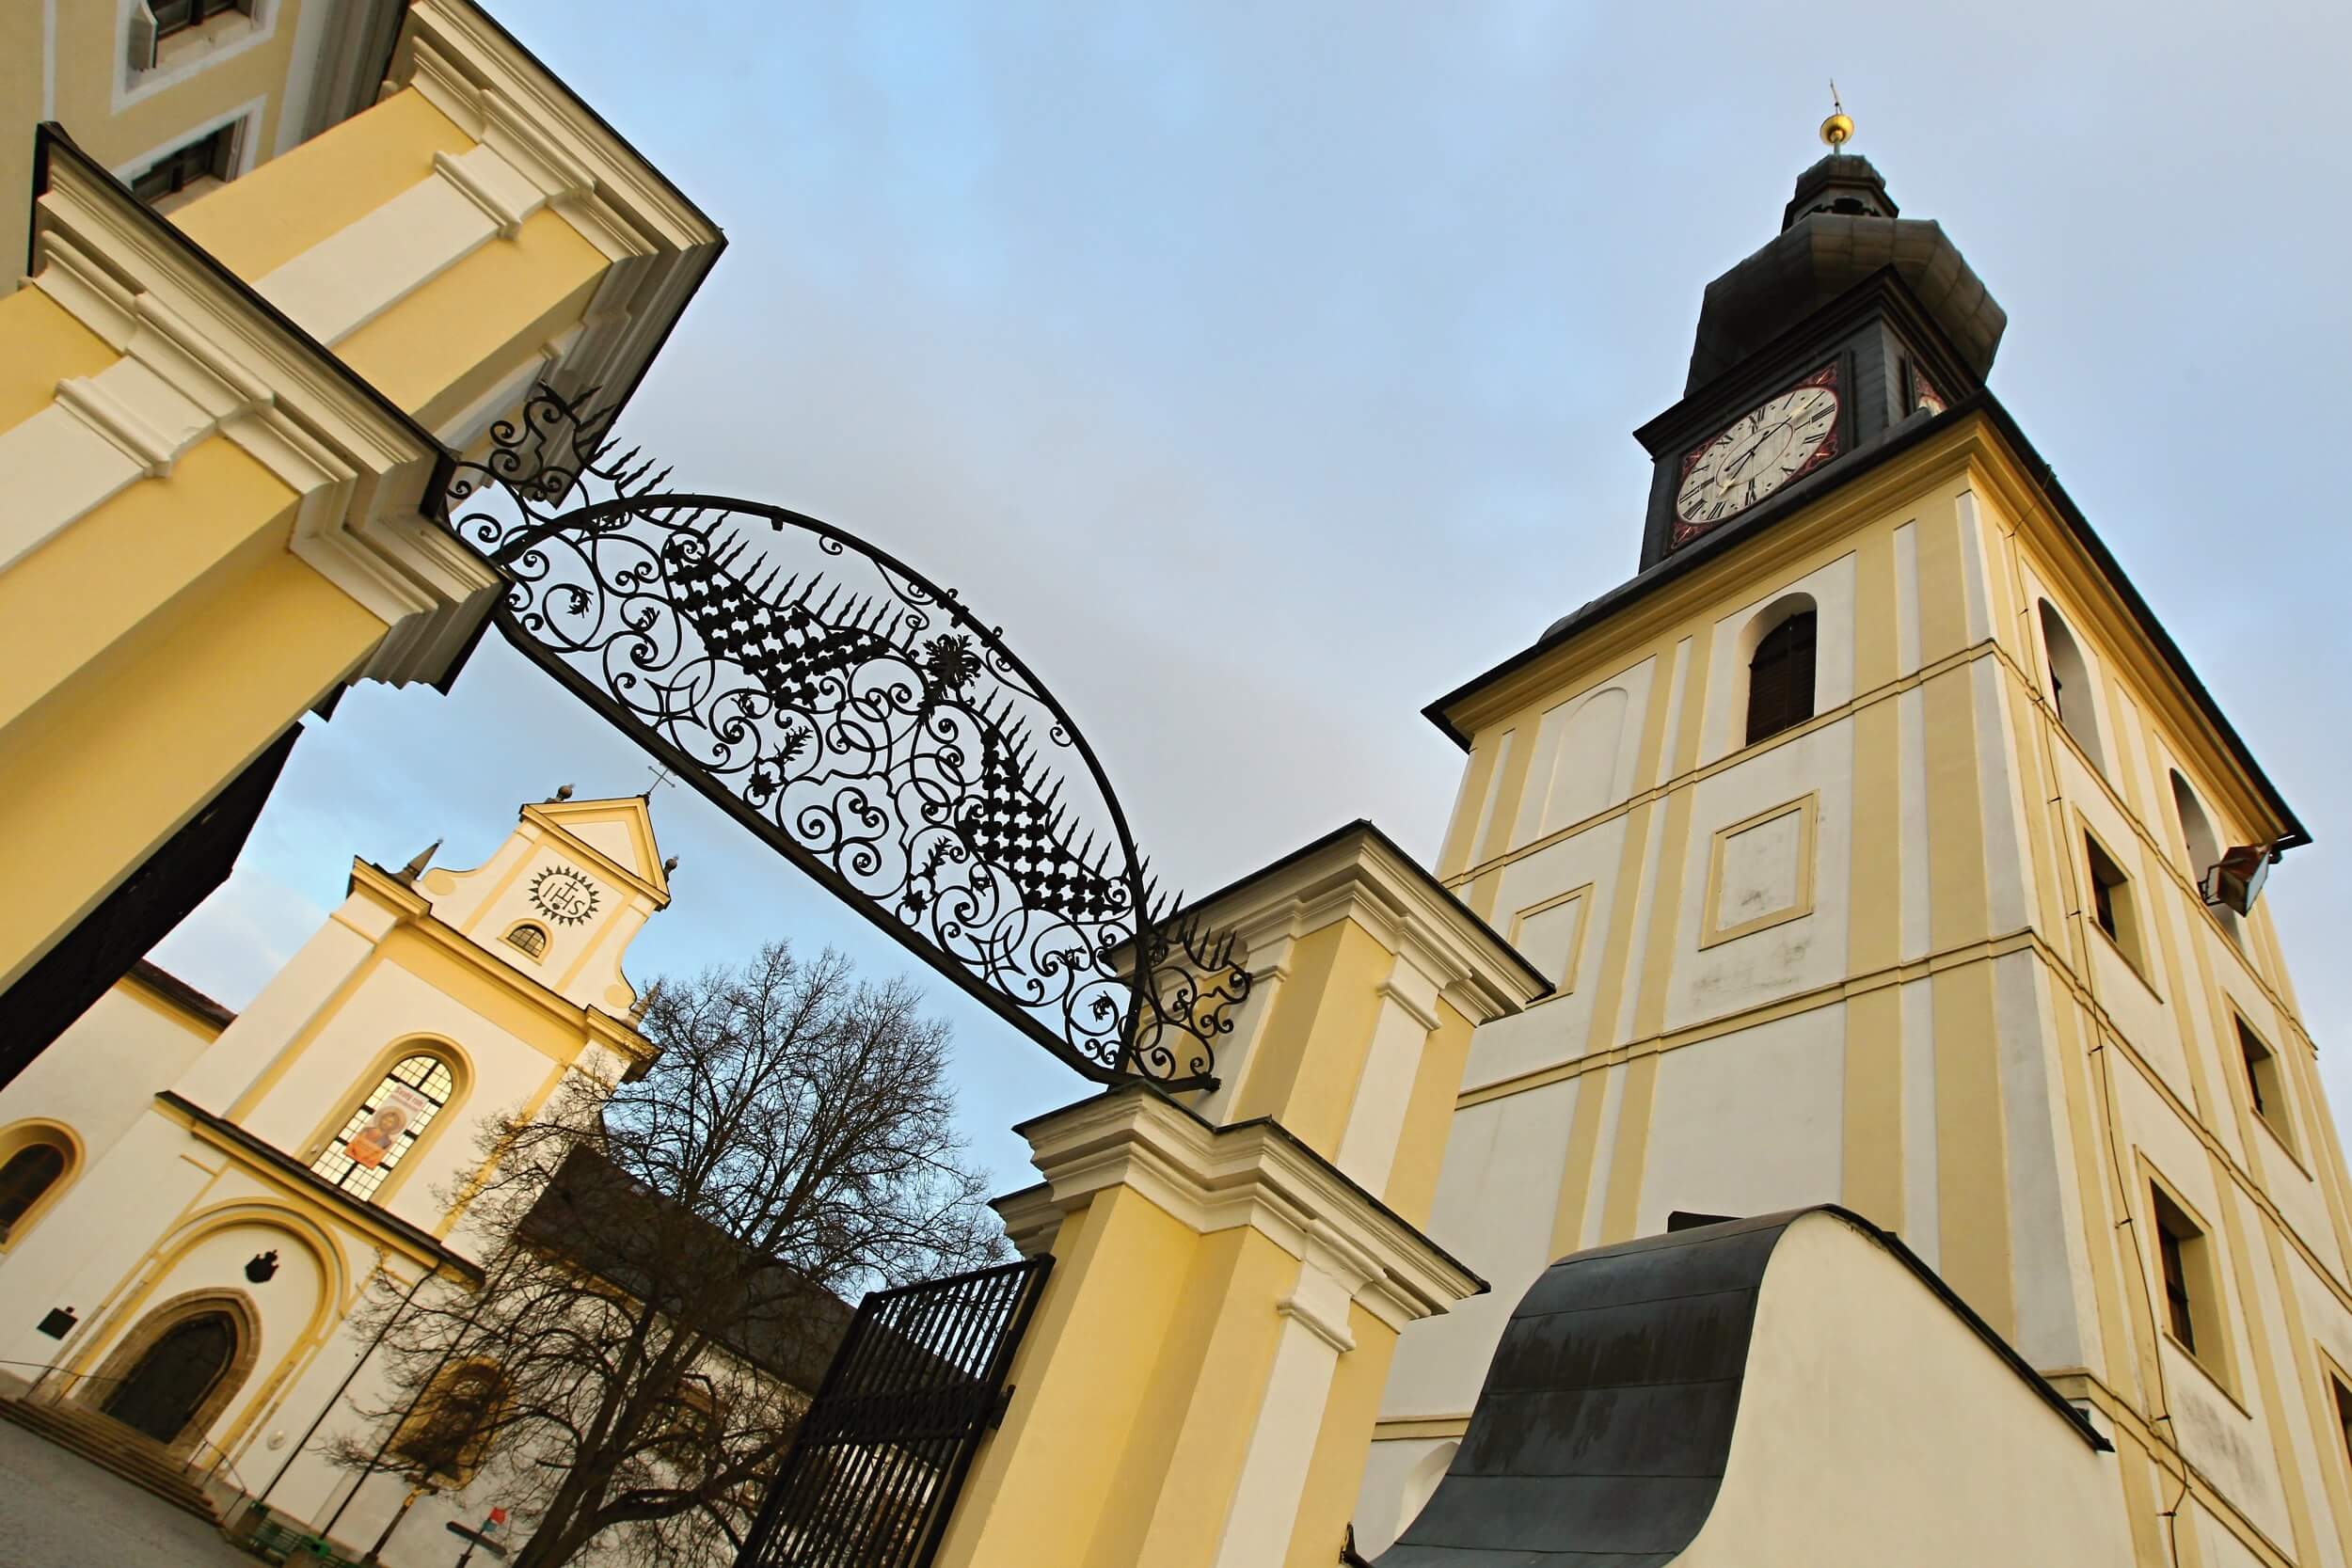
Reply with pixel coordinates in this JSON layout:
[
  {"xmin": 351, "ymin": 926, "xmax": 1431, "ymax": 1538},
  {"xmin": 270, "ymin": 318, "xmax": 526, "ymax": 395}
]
[{"xmin": 1820, "ymin": 111, "xmax": 1854, "ymax": 150}]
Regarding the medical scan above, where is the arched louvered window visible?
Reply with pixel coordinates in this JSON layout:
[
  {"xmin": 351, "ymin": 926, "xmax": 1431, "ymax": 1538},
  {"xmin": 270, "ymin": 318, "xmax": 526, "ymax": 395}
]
[
  {"xmin": 1745, "ymin": 610, "xmax": 1818, "ymax": 746},
  {"xmin": 309, "ymin": 1053, "xmax": 454, "ymax": 1202}
]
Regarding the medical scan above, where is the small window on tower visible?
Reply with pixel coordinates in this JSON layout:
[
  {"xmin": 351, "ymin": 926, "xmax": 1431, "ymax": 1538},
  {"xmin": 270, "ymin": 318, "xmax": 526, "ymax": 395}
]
[
  {"xmin": 2147, "ymin": 1180, "xmax": 2228, "ymax": 1384},
  {"xmin": 2236, "ymin": 1017, "xmax": 2296, "ymax": 1155},
  {"xmin": 1744, "ymin": 607, "xmax": 1818, "ymax": 747},
  {"xmin": 2331, "ymin": 1371, "xmax": 2352, "ymax": 1478},
  {"xmin": 2083, "ymin": 833, "xmax": 2147, "ymax": 975},
  {"xmin": 2038, "ymin": 601, "xmax": 2106, "ymax": 774},
  {"xmin": 505, "ymin": 922, "xmax": 550, "ymax": 960}
]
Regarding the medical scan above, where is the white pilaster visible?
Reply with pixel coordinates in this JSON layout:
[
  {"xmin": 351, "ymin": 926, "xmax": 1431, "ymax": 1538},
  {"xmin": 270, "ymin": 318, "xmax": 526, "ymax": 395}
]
[{"xmin": 1212, "ymin": 1226, "xmax": 1381, "ymax": 1568}]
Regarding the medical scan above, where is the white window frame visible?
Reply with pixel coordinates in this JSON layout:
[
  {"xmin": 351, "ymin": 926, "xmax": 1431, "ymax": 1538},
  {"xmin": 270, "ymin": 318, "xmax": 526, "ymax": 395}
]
[{"xmin": 117, "ymin": 0, "xmax": 278, "ymax": 108}]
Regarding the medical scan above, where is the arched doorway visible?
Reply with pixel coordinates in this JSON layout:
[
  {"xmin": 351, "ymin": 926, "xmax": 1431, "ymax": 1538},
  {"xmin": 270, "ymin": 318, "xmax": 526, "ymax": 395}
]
[
  {"xmin": 99, "ymin": 1310, "xmax": 238, "ymax": 1445},
  {"xmin": 76, "ymin": 1287, "xmax": 262, "ymax": 1456}
]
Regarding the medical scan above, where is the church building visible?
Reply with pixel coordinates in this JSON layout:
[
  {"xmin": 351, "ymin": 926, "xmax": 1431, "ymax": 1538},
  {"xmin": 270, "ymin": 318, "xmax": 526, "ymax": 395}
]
[
  {"xmin": 0, "ymin": 791, "xmax": 820, "ymax": 1560},
  {"xmin": 1351, "ymin": 141, "xmax": 2352, "ymax": 1567}
]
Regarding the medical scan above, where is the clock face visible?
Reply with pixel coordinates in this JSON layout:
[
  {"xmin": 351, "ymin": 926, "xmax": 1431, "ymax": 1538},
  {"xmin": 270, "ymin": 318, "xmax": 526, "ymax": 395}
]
[
  {"xmin": 1672, "ymin": 366, "xmax": 1841, "ymax": 547},
  {"xmin": 529, "ymin": 864, "xmax": 600, "ymax": 926}
]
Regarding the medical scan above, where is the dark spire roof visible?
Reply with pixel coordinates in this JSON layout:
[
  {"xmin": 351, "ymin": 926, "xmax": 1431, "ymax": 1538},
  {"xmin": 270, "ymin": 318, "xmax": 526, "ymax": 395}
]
[{"xmin": 1685, "ymin": 153, "xmax": 2005, "ymax": 395}]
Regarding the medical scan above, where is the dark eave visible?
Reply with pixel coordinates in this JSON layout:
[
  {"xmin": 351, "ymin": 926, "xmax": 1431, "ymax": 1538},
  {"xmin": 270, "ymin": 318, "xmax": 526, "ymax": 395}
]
[
  {"xmin": 126, "ymin": 961, "xmax": 238, "ymax": 1031},
  {"xmin": 1422, "ymin": 391, "xmax": 2311, "ymax": 853}
]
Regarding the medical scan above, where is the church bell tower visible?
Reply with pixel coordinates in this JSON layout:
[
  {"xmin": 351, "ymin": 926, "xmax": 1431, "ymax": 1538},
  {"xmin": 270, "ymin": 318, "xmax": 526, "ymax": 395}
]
[{"xmin": 1354, "ymin": 124, "xmax": 2350, "ymax": 1568}]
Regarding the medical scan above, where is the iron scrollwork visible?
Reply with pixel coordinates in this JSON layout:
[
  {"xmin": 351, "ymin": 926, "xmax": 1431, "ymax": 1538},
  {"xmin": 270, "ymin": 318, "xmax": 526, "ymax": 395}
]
[{"xmin": 443, "ymin": 388, "xmax": 1246, "ymax": 1090}]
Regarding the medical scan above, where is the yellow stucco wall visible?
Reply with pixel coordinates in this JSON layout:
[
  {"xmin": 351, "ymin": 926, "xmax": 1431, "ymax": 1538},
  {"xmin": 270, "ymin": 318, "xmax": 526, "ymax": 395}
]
[
  {"xmin": 170, "ymin": 87, "xmax": 476, "ymax": 279},
  {"xmin": 341, "ymin": 208, "xmax": 608, "ymax": 430},
  {"xmin": 0, "ymin": 438, "xmax": 380, "ymax": 992},
  {"xmin": 936, "ymin": 1185, "xmax": 1205, "ymax": 1568},
  {"xmin": 1100, "ymin": 1227, "xmax": 1295, "ymax": 1568},
  {"xmin": 1231, "ymin": 920, "xmax": 1395, "ymax": 1161}
]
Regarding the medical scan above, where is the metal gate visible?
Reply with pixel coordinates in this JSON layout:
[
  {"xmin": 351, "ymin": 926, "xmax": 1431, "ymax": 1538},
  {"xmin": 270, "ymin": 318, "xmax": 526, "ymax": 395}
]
[{"xmin": 736, "ymin": 1256, "xmax": 1054, "ymax": 1568}]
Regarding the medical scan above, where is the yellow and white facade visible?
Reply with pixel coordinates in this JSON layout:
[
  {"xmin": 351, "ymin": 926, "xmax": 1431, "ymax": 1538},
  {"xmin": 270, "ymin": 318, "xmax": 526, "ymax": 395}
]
[
  {"xmin": 1352, "ymin": 205, "xmax": 2352, "ymax": 1568},
  {"xmin": 0, "ymin": 0, "xmax": 720, "ymax": 1069},
  {"xmin": 0, "ymin": 792, "xmax": 672, "ymax": 1557}
]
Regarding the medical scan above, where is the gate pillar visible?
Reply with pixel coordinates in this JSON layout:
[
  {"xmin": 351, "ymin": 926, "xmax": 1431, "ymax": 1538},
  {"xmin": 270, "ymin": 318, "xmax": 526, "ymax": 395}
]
[{"xmin": 935, "ymin": 823, "xmax": 1546, "ymax": 1568}]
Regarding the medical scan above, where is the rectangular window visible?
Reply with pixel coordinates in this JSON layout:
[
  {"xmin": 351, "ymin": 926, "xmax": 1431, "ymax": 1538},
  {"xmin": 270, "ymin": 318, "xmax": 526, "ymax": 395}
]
[
  {"xmin": 129, "ymin": 125, "xmax": 234, "ymax": 205},
  {"xmin": 2237, "ymin": 1018, "xmax": 2296, "ymax": 1153},
  {"xmin": 151, "ymin": 0, "xmax": 248, "ymax": 40},
  {"xmin": 2333, "ymin": 1372, "xmax": 2352, "ymax": 1474},
  {"xmin": 2084, "ymin": 833, "xmax": 2146, "ymax": 973},
  {"xmin": 2155, "ymin": 1216, "xmax": 2195, "ymax": 1349},
  {"xmin": 2148, "ymin": 1181, "xmax": 2224, "ymax": 1378}
]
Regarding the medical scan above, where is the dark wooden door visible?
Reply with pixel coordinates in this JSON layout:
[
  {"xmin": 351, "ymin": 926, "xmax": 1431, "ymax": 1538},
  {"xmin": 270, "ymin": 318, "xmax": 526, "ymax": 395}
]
[{"xmin": 101, "ymin": 1311, "xmax": 235, "ymax": 1445}]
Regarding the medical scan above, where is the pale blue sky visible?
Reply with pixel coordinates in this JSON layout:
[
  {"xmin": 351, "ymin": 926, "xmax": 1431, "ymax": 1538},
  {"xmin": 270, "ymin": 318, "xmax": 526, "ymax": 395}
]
[{"xmin": 155, "ymin": 0, "xmax": 2352, "ymax": 1194}]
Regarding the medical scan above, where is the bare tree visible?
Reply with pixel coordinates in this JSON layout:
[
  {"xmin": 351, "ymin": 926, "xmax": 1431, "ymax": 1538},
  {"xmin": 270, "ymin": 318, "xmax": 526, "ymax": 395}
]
[{"xmin": 335, "ymin": 943, "xmax": 1006, "ymax": 1568}]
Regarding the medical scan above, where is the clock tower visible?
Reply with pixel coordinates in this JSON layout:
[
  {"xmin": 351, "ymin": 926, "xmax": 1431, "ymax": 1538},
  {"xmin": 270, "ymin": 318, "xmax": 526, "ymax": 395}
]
[
  {"xmin": 1636, "ymin": 151, "xmax": 2004, "ymax": 566},
  {"xmin": 1355, "ymin": 132, "xmax": 2352, "ymax": 1568}
]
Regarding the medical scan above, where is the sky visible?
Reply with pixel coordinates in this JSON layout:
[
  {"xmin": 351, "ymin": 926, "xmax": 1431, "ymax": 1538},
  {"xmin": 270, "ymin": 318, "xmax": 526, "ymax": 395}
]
[{"xmin": 153, "ymin": 0, "xmax": 2352, "ymax": 1197}]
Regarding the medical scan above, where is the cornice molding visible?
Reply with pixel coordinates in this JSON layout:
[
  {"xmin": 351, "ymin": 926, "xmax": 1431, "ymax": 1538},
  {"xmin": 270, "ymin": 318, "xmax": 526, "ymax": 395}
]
[
  {"xmin": 385, "ymin": 0, "xmax": 723, "ymax": 417},
  {"xmin": 1424, "ymin": 395, "xmax": 2305, "ymax": 853},
  {"xmin": 998, "ymin": 1085, "xmax": 1485, "ymax": 1333},
  {"xmin": 29, "ymin": 130, "xmax": 500, "ymax": 690},
  {"xmin": 1187, "ymin": 822, "xmax": 1547, "ymax": 1027}
]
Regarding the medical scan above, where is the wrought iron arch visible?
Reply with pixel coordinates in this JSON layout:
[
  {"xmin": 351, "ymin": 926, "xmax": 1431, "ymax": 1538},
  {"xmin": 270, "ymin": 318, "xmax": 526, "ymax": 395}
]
[{"xmin": 443, "ymin": 388, "xmax": 1245, "ymax": 1090}]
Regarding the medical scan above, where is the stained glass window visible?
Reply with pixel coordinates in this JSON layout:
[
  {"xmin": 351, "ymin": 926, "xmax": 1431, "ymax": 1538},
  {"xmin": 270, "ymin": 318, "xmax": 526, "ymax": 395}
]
[{"xmin": 309, "ymin": 1053, "xmax": 454, "ymax": 1202}]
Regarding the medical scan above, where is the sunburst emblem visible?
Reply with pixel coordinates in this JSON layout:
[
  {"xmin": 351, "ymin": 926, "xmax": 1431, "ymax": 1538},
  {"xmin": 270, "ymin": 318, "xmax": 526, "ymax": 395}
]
[{"xmin": 529, "ymin": 864, "xmax": 600, "ymax": 925}]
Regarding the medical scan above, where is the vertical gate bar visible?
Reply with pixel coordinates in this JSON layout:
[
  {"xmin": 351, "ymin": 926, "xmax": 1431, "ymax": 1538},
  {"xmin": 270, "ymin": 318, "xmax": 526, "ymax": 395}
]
[
  {"xmin": 739, "ymin": 1292, "xmax": 878, "ymax": 1568},
  {"xmin": 882, "ymin": 1268, "xmax": 990, "ymax": 1566},
  {"xmin": 867, "ymin": 1276, "xmax": 966, "ymax": 1565},
  {"xmin": 904, "ymin": 1258, "xmax": 1054, "ymax": 1568},
  {"xmin": 819, "ymin": 1284, "xmax": 926, "ymax": 1565},
  {"xmin": 788, "ymin": 1298, "xmax": 887, "ymax": 1561},
  {"xmin": 736, "ymin": 1258, "xmax": 1052, "ymax": 1568},
  {"xmin": 841, "ymin": 1290, "xmax": 921, "ymax": 1566}
]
